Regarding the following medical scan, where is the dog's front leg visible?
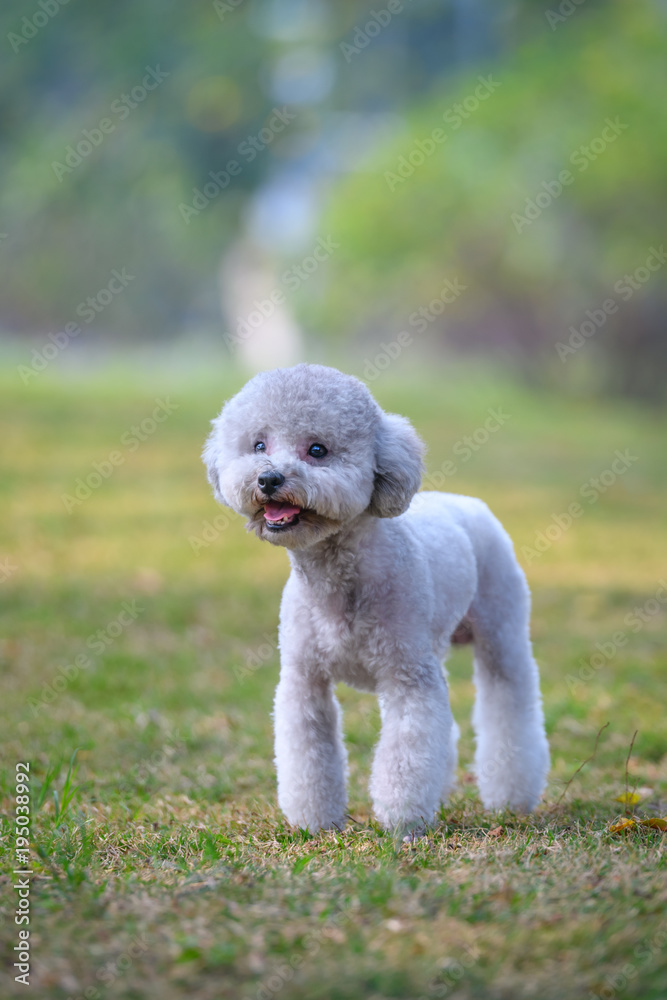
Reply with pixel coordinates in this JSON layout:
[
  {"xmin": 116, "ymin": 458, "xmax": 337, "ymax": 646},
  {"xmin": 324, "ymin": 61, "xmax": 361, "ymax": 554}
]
[
  {"xmin": 273, "ymin": 670, "xmax": 348, "ymax": 832},
  {"xmin": 369, "ymin": 671, "xmax": 455, "ymax": 834}
]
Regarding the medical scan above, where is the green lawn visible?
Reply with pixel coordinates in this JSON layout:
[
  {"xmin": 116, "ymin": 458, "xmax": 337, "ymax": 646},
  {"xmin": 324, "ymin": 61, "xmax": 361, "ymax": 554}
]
[{"xmin": 1, "ymin": 362, "xmax": 666, "ymax": 1000}]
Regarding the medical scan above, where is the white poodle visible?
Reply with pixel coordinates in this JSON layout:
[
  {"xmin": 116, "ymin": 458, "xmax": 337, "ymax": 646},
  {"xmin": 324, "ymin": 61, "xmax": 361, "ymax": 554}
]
[{"xmin": 203, "ymin": 364, "xmax": 549, "ymax": 834}]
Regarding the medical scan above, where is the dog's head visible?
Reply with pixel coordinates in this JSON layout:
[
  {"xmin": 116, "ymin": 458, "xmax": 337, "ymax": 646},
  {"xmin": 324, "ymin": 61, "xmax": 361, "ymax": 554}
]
[{"xmin": 203, "ymin": 364, "xmax": 424, "ymax": 549}]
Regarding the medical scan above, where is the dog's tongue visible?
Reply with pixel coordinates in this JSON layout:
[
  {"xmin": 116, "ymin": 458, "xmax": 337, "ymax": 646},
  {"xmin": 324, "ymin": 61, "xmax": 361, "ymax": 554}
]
[{"xmin": 263, "ymin": 501, "xmax": 301, "ymax": 521}]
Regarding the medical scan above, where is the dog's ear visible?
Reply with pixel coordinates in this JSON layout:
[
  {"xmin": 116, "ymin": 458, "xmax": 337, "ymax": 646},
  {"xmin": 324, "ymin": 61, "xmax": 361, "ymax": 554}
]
[
  {"xmin": 202, "ymin": 420, "xmax": 230, "ymax": 506},
  {"xmin": 368, "ymin": 411, "xmax": 425, "ymax": 518}
]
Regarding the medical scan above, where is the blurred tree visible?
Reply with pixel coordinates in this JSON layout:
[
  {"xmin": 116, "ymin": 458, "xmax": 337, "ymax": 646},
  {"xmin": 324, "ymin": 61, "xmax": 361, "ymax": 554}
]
[
  {"xmin": 0, "ymin": 0, "xmax": 283, "ymax": 339},
  {"xmin": 0, "ymin": 0, "xmax": 546, "ymax": 343},
  {"xmin": 306, "ymin": 0, "xmax": 667, "ymax": 400},
  {"xmin": 3, "ymin": 0, "xmax": 662, "ymax": 404}
]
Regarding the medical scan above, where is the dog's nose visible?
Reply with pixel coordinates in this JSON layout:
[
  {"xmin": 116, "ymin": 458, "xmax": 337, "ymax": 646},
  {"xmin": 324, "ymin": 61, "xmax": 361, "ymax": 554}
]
[{"xmin": 257, "ymin": 470, "xmax": 285, "ymax": 495}]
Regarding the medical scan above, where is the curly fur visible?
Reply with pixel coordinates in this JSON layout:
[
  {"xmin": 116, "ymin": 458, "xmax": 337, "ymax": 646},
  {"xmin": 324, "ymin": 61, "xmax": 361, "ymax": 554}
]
[{"xmin": 203, "ymin": 363, "xmax": 550, "ymax": 834}]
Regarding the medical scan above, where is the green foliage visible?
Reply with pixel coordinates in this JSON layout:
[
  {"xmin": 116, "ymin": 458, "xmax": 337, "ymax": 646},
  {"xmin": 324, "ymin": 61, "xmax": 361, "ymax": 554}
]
[
  {"xmin": 0, "ymin": 0, "xmax": 274, "ymax": 337},
  {"xmin": 34, "ymin": 747, "xmax": 82, "ymax": 825},
  {"xmin": 314, "ymin": 0, "xmax": 667, "ymax": 399}
]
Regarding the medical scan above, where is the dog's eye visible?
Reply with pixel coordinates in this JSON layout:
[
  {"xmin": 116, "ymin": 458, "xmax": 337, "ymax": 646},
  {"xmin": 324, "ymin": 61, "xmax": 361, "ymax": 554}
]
[
  {"xmin": 254, "ymin": 441, "xmax": 266, "ymax": 453},
  {"xmin": 308, "ymin": 443, "xmax": 328, "ymax": 459}
]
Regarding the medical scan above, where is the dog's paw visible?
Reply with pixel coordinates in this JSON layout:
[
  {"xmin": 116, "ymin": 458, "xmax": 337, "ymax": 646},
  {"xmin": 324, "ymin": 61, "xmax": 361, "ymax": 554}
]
[{"xmin": 402, "ymin": 824, "xmax": 427, "ymax": 843}]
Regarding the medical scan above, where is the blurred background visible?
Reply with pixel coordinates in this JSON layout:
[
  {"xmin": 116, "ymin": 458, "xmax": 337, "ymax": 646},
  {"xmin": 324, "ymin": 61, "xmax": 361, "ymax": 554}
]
[
  {"xmin": 2, "ymin": 5, "xmax": 667, "ymax": 996},
  {"xmin": 1, "ymin": 0, "xmax": 666, "ymax": 397}
]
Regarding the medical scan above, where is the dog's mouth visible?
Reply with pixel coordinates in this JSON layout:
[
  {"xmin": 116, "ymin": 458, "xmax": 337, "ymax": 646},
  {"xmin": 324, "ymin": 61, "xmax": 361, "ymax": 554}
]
[{"xmin": 262, "ymin": 500, "xmax": 302, "ymax": 532}]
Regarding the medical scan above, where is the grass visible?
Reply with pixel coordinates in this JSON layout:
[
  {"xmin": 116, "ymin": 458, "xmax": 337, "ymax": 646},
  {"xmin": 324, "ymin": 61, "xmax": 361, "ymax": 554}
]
[{"xmin": 1, "ymin": 360, "xmax": 666, "ymax": 1000}]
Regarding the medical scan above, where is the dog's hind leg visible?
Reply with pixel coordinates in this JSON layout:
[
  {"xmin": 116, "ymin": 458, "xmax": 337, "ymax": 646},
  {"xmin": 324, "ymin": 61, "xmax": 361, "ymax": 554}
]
[{"xmin": 467, "ymin": 521, "xmax": 549, "ymax": 812}]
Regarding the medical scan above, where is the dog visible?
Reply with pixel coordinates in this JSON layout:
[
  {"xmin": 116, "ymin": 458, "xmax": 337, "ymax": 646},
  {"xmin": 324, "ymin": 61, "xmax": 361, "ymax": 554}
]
[{"xmin": 203, "ymin": 363, "xmax": 549, "ymax": 834}]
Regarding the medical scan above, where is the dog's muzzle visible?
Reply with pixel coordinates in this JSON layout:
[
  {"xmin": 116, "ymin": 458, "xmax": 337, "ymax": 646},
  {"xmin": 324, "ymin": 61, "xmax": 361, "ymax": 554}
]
[
  {"xmin": 255, "ymin": 471, "xmax": 302, "ymax": 531},
  {"xmin": 257, "ymin": 470, "xmax": 285, "ymax": 496}
]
